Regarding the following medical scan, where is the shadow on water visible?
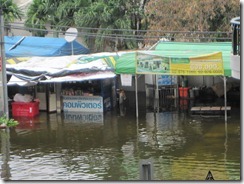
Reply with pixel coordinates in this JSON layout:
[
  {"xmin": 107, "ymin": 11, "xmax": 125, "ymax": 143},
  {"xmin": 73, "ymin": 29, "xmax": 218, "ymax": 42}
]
[{"xmin": 0, "ymin": 91, "xmax": 241, "ymax": 180}]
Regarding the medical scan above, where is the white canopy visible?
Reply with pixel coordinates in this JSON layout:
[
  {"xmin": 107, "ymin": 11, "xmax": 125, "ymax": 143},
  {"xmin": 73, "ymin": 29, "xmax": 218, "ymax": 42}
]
[{"xmin": 6, "ymin": 52, "xmax": 117, "ymax": 85}]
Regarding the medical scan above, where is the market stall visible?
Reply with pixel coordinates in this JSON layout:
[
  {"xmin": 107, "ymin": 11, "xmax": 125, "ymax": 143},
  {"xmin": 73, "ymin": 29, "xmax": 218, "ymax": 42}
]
[
  {"xmin": 6, "ymin": 53, "xmax": 118, "ymax": 114},
  {"xmin": 60, "ymin": 78, "xmax": 116, "ymax": 113},
  {"xmin": 6, "ymin": 41, "xmax": 232, "ymax": 121},
  {"xmin": 114, "ymin": 41, "xmax": 232, "ymax": 121}
]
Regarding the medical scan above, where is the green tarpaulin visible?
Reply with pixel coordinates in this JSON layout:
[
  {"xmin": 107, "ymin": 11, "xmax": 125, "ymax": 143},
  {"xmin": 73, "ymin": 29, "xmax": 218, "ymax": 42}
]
[
  {"xmin": 115, "ymin": 41, "xmax": 232, "ymax": 76},
  {"xmin": 115, "ymin": 52, "xmax": 136, "ymax": 74},
  {"xmin": 153, "ymin": 41, "xmax": 232, "ymax": 76}
]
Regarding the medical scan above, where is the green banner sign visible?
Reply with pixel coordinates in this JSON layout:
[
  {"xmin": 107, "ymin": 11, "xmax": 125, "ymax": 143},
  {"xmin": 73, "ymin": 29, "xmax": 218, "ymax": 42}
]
[{"xmin": 136, "ymin": 52, "xmax": 224, "ymax": 76}]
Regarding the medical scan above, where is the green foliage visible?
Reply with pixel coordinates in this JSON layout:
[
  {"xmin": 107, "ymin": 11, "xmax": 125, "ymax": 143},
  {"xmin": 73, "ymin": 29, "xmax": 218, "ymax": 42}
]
[
  {"xmin": 0, "ymin": 0, "xmax": 23, "ymax": 35},
  {"xmin": 74, "ymin": 0, "xmax": 148, "ymax": 52},
  {"xmin": 0, "ymin": 0, "xmax": 23, "ymax": 22},
  {"xmin": 25, "ymin": 0, "xmax": 90, "ymax": 36},
  {"xmin": 24, "ymin": 0, "xmax": 148, "ymax": 50},
  {"xmin": 23, "ymin": 0, "xmax": 239, "ymax": 50},
  {"xmin": 0, "ymin": 115, "xmax": 19, "ymax": 128},
  {"xmin": 25, "ymin": 0, "xmax": 49, "ymax": 36}
]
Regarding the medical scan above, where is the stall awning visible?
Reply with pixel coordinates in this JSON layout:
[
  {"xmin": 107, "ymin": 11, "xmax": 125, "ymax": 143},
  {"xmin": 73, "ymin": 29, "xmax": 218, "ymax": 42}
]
[
  {"xmin": 5, "ymin": 36, "xmax": 90, "ymax": 57},
  {"xmin": 40, "ymin": 71, "xmax": 116, "ymax": 83},
  {"xmin": 152, "ymin": 41, "xmax": 232, "ymax": 76},
  {"xmin": 6, "ymin": 41, "xmax": 232, "ymax": 86},
  {"xmin": 114, "ymin": 42, "xmax": 232, "ymax": 76},
  {"xmin": 7, "ymin": 75, "xmax": 38, "ymax": 86},
  {"xmin": 6, "ymin": 52, "xmax": 118, "ymax": 85},
  {"xmin": 114, "ymin": 51, "xmax": 136, "ymax": 74}
]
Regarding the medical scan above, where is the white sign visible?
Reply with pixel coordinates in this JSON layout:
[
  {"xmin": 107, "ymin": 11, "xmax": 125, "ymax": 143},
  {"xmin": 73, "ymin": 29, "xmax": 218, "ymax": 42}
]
[
  {"xmin": 65, "ymin": 27, "xmax": 78, "ymax": 42},
  {"xmin": 120, "ymin": 74, "xmax": 132, "ymax": 86},
  {"xmin": 63, "ymin": 96, "xmax": 103, "ymax": 112}
]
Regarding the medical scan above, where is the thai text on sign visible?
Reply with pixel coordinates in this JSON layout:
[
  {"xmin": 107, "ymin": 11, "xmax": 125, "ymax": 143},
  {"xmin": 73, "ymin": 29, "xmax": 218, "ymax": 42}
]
[
  {"xmin": 136, "ymin": 51, "xmax": 224, "ymax": 76},
  {"xmin": 63, "ymin": 96, "xmax": 103, "ymax": 112}
]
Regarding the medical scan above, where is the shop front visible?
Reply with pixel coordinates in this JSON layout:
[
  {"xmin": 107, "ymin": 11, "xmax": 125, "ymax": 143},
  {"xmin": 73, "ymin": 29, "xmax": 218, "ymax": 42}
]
[
  {"xmin": 6, "ymin": 53, "xmax": 118, "ymax": 117},
  {"xmin": 36, "ymin": 83, "xmax": 57, "ymax": 112},
  {"xmin": 63, "ymin": 96, "xmax": 103, "ymax": 112},
  {"xmin": 60, "ymin": 78, "xmax": 116, "ymax": 114}
]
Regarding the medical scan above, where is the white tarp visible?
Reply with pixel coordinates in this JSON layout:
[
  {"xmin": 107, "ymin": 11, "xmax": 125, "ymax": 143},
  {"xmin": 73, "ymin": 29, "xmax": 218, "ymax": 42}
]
[
  {"xmin": 7, "ymin": 71, "xmax": 115, "ymax": 86},
  {"xmin": 7, "ymin": 75, "xmax": 37, "ymax": 86},
  {"xmin": 7, "ymin": 53, "xmax": 116, "ymax": 75},
  {"xmin": 6, "ymin": 52, "xmax": 118, "ymax": 85},
  {"xmin": 40, "ymin": 71, "xmax": 116, "ymax": 83}
]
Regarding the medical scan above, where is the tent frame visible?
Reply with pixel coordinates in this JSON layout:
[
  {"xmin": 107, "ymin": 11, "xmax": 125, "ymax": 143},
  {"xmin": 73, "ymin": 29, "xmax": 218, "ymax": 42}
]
[{"xmin": 134, "ymin": 74, "xmax": 228, "ymax": 122}]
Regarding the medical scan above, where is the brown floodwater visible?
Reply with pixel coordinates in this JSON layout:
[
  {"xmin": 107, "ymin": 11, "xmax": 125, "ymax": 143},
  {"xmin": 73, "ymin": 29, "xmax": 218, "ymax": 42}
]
[{"xmin": 0, "ymin": 95, "xmax": 241, "ymax": 181}]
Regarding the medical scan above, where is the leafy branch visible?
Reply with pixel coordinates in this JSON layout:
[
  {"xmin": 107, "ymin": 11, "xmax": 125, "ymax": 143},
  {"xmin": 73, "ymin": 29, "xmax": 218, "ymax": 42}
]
[{"xmin": 0, "ymin": 115, "xmax": 19, "ymax": 128}]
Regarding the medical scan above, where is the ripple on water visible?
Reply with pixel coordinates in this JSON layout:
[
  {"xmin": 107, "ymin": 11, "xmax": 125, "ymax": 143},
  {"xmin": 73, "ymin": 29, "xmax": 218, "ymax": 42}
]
[{"xmin": 1, "ymin": 109, "xmax": 240, "ymax": 181}]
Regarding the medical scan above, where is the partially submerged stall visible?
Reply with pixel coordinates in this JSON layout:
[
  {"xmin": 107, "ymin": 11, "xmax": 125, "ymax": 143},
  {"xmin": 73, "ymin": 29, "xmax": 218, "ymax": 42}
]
[
  {"xmin": 113, "ymin": 41, "xmax": 233, "ymax": 121},
  {"xmin": 6, "ymin": 53, "xmax": 118, "ymax": 117},
  {"xmin": 5, "ymin": 39, "xmax": 233, "ymax": 121}
]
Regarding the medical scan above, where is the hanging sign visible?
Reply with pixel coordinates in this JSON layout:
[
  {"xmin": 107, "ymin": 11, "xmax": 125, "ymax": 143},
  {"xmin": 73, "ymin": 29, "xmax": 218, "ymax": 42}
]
[
  {"xmin": 136, "ymin": 52, "xmax": 224, "ymax": 76},
  {"xmin": 170, "ymin": 52, "xmax": 224, "ymax": 75},
  {"xmin": 121, "ymin": 74, "xmax": 132, "ymax": 86},
  {"xmin": 136, "ymin": 52, "xmax": 170, "ymax": 74}
]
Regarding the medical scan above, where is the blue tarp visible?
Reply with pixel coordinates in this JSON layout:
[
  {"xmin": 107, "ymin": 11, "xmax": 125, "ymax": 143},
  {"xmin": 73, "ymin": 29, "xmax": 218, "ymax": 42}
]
[{"xmin": 4, "ymin": 36, "xmax": 90, "ymax": 57}]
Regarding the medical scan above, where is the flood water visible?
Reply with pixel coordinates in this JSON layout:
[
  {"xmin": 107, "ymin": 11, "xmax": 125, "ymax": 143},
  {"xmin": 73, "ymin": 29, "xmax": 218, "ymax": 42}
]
[{"xmin": 0, "ymin": 95, "xmax": 241, "ymax": 181}]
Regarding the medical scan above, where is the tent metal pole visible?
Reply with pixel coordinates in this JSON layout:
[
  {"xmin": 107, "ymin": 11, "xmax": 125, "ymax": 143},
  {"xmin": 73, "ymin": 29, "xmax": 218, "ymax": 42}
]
[
  {"xmin": 71, "ymin": 41, "xmax": 74, "ymax": 55},
  {"xmin": 155, "ymin": 75, "xmax": 159, "ymax": 99},
  {"xmin": 224, "ymin": 76, "xmax": 227, "ymax": 122},
  {"xmin": 0, "ymin": 9, "xmax": 9, "ymax": 118},
  {"xmin": 155, "ymin": 74, "xmax": 159, "ymax": 112},
  {"xmin": 135, "ymin": 74, "xmax": 139, "ymax": 118}
]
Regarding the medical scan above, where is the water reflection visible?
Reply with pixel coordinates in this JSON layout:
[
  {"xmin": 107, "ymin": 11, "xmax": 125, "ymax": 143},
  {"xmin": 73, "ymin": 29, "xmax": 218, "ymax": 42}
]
[
  {"xmin": 63, "ymin": 112, "xmax": 104, "ymax": 123},
  {"xmin": 1, "ymin": 129, "xmax": 11, "ymax": 180},
  {"xmin": 0, "ymin": 106, "xmax": 240, "ymax": 181}
]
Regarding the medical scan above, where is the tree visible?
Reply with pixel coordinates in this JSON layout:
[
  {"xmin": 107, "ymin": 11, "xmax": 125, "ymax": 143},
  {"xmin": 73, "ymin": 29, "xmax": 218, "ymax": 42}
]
[
  {"xmin": 24, "ymin": 0, "xmax": 49, "ymax": 36},
  {"xmin": 25, "ymin": 0, "xmax": 89, "ymax": 37},
  {"xmin": 47, "ymin": 0, "xmax": 89, "ymax": 35},
  {"xmin": 0, "ymin": 0, "xmax": 23, "ymax": 35},
  {"xmin": 74, "ymin": 0, "xmax": 148, "ymax": 52},
  {"xmin": 24, "ymin": 0, "xmax": 149, "ymax": 51},
  {"xmin": 144, "ymin": 0, "xmax": 240, "ymax": 44}
]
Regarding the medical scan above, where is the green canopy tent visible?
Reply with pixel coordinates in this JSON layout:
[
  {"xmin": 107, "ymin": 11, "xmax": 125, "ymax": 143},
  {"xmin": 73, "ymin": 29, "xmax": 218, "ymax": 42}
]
[
  {"xmin": 114, "ymin": 41, "xmax": 232, "ymax": 121},
  {"xmin": 153, "ymin": 41, "xmax": 232, "ymax": 76},
  {"xmin": 115, "ymin": 42, "xmax": 232, "ymax": 76}
]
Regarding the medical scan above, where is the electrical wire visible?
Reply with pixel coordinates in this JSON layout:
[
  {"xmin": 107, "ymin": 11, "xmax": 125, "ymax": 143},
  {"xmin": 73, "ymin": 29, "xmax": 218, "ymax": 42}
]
[
  {"xmin": 8, "ymin": 22, "xmax": 232, "ymax": 35},
  {"xmin": 5, "ymin": 32, "xmax": 231, "ymax": 43},
  {"xmin": 2, "ymin": 17, "xmax": 232, "ymax": 45}
]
